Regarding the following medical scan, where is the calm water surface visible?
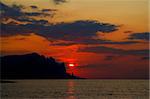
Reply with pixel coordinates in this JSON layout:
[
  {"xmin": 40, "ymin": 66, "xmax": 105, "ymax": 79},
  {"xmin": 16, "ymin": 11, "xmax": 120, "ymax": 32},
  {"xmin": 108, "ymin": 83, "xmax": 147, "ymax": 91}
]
[{"xmin": 1, "ymin": 80, "xmax": 149, "ymax": 99}]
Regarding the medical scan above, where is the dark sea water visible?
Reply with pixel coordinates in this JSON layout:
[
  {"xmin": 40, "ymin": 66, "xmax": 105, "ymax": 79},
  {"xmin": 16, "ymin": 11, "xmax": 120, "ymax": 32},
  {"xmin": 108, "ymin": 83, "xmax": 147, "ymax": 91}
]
[{"xmin": 1, "ymin": 80, "xmax": 149, "ymax": 99}]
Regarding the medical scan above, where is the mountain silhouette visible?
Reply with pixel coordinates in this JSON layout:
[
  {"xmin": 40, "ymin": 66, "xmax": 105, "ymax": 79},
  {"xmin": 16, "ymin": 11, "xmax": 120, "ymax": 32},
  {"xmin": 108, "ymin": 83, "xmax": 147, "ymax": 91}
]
[{"xmin": 0, "ymin": 53, "xmax": 80, "ymax": 79}]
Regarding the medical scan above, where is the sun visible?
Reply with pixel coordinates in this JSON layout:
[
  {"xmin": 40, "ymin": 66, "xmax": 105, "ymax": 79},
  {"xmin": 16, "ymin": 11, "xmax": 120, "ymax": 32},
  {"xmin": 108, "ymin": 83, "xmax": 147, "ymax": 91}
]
[{"xmin": 68, "ymin": 63, "xmax": 75, "ymax": 67}]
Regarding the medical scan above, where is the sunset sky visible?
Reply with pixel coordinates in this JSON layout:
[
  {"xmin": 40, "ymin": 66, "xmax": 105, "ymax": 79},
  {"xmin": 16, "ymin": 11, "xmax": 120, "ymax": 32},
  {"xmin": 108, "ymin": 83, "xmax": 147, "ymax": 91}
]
[{"xmin": 0, "ymin": 0, "xmax": 149, "ymax": 79}]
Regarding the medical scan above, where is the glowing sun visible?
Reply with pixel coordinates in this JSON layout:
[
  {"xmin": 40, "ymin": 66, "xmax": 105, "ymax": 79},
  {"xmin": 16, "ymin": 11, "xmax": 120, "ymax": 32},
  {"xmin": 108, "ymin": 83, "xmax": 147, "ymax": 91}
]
[{"xmin": 68, "ymin": 63, "xmax": 75, "ymax": 67}]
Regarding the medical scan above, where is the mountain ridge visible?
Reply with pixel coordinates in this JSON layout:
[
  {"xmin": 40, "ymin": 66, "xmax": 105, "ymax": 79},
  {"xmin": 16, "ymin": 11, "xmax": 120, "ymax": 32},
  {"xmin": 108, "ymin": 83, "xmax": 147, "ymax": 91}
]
[{"xmin": 0, "ymin": 53, "xmax": 81, "ymax": 79}]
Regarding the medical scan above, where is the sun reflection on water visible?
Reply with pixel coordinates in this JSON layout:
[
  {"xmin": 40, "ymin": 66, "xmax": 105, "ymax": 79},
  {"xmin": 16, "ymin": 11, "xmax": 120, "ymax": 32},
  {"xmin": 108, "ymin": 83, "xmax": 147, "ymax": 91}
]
[{"xmin": 66, "ymin": 80, "xmax": 76, "ymax": 99}]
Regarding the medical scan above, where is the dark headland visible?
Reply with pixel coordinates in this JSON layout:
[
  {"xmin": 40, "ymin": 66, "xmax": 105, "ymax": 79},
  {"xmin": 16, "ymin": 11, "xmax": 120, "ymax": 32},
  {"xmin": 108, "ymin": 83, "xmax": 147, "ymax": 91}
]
[{"xmin": 0, "ymin": 53, "xmax": 82, "ymax": 79}]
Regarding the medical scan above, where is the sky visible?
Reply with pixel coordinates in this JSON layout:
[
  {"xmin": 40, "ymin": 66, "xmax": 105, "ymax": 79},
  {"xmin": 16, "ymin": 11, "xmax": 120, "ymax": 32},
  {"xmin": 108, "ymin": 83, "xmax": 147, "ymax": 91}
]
[{"xmin": 0, "ymin": 0, "xmax": 149, "ymax": 79}]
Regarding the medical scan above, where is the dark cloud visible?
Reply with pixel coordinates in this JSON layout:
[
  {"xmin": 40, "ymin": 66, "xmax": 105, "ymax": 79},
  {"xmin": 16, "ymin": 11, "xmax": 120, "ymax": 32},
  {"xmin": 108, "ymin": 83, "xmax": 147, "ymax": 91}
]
[
  {"xmin": 104, "ymin": 56, "xmax": 115, "ymax": 61},
  {"xmin": 42, "ymin": 9, "xmax": 57, "ymax": 12},
  {"xmin": 1, "ymin": 20, "xmax": 118, "ymax": 40},
  {"xmin": 51, "ymin": 39, "xmax": 139, "ymax": 46},
  {"xmin": 129, "ymin": 32, "xmax": 149, "ymax": 41},
  {"xmin": 0, "ymin": 2, "xmax": 55, "ymax": 22},
  {"xmin": 99, "ymin": 41, "xmax": 139, "ymax": 44},
  {"xmin": 2, "ymin": 2, "xmax": 136, "ymax": 47},
  {"xmin": 17, "ymin": 18, "xmax": 49, "ymax": 24},
  {"xmin": 75, "ymin": 39, "xmax": 139, "ymax": 45},
  {"xmin": 0, "ymin": 2, "xmax": 143, "ymax": 47},
  {"xmin": 76, "ymin": 64, "xmax": 99, "ymax": 69},
  {"xmin": 24, "ymin": 12, "xmax": 51, "ymax": 17},
  {"xmin": 141, "ymin": 56, "xmax": 149, "ymax": 60},
  {"xmin": 30, "ymin": 5, "xmax": 38, "ymax": 9},
  {"xmin": 1, "ymin": 8, "xmax": 139, "ymax": 46},
  {"xmin": 1, "ymin": 23, "xmax": 33, "ymax": 36},
  {"xmin": 52, "ymin": 0, "xmax": 67, "ymax": 5},
  {"xmin": 0, "ymin": 2, "xmax": 120, "ymax": 45},
  {"xmin": 51, "ymin": 42, "xmax": 77, "ymax": 46},
  {"xmin": 44, "ymin": 20, "xmax": 118, "ymax": 40},
  {"xmin": 78, "ymin": 46, "xmax": 149, "ymax": 56},
  {"xmin": 0, "ymin": 2, "xmax": 23, "ymax": 19},
  {"xmin": 79, "ymin": 46, "xmax": 122, "ymax": 54}
]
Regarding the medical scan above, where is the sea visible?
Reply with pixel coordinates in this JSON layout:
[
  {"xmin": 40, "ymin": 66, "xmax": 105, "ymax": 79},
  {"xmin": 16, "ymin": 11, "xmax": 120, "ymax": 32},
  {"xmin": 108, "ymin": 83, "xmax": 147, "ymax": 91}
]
[{"xmin": 0, "ymin": 80, "xmax": 149, "ymax": 99}]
